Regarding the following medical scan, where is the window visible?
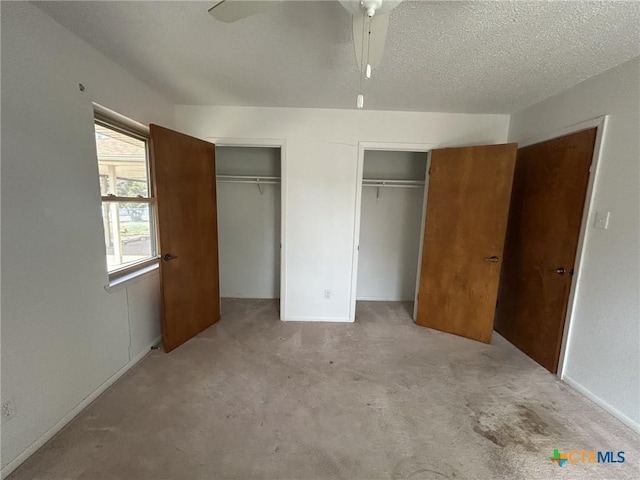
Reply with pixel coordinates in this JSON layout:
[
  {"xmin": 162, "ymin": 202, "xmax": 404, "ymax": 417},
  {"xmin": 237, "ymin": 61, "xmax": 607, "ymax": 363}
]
[{"xmin": 94, "ymin": 116, "xmax": 157, "ymax": 276}]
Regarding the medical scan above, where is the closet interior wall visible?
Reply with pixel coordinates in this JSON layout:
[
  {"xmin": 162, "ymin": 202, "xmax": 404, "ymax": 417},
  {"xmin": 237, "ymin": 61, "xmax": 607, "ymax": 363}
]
[
  {"xmin": 356, "ymin": 150, "xmax": 428, "ymax": 303},
  {"xmin": 216, "ymin": 146, "xmax": 281, "ymax": 299}
]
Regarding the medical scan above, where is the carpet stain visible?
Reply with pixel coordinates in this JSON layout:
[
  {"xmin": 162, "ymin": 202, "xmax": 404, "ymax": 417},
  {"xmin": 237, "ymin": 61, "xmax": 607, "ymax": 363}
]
[
  {"xmin": 469, "ymin": 403, "xmax": 558, "ymax": 452},
  {"xmin": 516, "ymin": 404, "xmax": 550, "ymax": 436}
]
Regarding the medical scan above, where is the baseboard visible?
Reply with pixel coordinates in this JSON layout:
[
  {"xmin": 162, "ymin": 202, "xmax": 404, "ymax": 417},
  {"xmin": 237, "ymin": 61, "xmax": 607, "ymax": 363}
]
[
  {"xmin": 220, "ymin": 294, "xmax": 279, "ymax": 299},
  {"xmin": 1, "ymin": 335, "xmax": 162, "ymax": 479},
  {"xmin": 129, "ymin": 335, "xmax": 162, "ymax": 365},
  {"xmin": 562, "ymin": 374, "xmax": 640, "ymax": 434},
  {"xmin": 355, "ymin": 297, "xmax": 413, "ymax": 302},
  {"xmin": 282, "ymin": 316, "xmax": 352, "ymax": 323}
]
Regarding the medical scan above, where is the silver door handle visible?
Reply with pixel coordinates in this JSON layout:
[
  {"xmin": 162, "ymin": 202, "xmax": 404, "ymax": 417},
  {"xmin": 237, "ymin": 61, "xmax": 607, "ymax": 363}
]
[
  {"xmin": 484, "ymin": 256, "xmax": 499, "ymax": 263},
  {"xmin": 163, "ymin": 253, "xmax": 178, "ymax": 262},
  {"xmin": 555, "ymin": 267, "xmax": 566, "ymax": 275}
]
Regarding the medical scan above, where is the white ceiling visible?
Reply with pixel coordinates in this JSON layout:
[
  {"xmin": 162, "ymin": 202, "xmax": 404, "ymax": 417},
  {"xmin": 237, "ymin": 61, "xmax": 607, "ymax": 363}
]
[{"xmin": 34, "ymin": 0, "xmax": 640, "ymax": 113}]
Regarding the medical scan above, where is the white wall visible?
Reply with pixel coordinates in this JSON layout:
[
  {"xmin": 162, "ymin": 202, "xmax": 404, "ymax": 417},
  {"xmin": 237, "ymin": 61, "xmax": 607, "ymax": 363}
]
[
  {"xmin": 509, "ymin": 57, "xmax": 640, "ymax": 431},
  {"xmin": 176, "ymin": 106, "xmax": 510, "ymax": 321},
  {"xmin": 216, "ymin": 147, "xmax": 281, "ymax": 299},
  {"xmin": 357, "ymin": 151, "xmax": 427, "ymax": 301},
  {"xmin": 0, "ymin": 2, "xmax": 173, "ymax": 475}
]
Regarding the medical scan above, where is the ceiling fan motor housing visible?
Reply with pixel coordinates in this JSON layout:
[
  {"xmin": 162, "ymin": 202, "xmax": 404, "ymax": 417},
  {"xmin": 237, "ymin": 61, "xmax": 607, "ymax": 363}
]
[
  {"xmin": 339, "ymin": 0, "xmax": 403, "ymax": 17},
  {"xmin": 362, "ymin": 0, "xmax": 383, "ymax": 17}
]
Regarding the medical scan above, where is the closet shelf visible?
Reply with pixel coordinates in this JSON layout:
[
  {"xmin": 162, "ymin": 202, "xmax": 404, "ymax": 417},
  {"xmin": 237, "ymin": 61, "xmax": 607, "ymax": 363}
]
[
  {"xmin": 363, "ymin": 179, "xmax": 425, "ymax": 188},
  {"xmin": 217, "ymin": 175, "xmax": 280, "ymax": 196},
  {"xmin": 217, "ymin": 175, "xmax": 281, "ymax": 185}
]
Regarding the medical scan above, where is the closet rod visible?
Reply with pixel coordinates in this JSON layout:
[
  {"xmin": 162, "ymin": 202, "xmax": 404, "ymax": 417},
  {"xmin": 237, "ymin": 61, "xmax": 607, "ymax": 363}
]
[
  {"xmin": 217, "ymin": 175, "xmax": 281, "ymax": 185},
  {"xmin": 362, "ymin": 179, "xmax": 424, "ymax": 188},
  {"xmin": 363, "ymin": 184, "xmax": 424, "ymax": 189}
]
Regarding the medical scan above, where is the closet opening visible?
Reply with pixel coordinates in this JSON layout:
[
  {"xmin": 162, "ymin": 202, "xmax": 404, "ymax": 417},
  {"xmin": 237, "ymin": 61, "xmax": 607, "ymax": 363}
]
[
  {"xmin": 353, "ymin": 149, "xmax": 429, "ymax": 322},
  {"xmin": 215, "ymin": 146, "xmax": 282, "ymax": 315}
]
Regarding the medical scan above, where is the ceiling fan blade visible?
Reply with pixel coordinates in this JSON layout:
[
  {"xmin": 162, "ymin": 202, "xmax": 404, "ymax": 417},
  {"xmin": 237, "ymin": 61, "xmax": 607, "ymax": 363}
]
[
  {"xmin": 208, "ymin": 0, "xmax": 281, "ymax": 23},
  {"xmin": 352, "ymin": 12, "xmax": 390, "ymax": 71}
]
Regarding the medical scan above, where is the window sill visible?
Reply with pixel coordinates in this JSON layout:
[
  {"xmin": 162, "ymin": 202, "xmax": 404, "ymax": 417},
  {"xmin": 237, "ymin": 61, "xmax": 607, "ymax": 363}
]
[{"xmin": 104, "ymin": 260, "xmax": 160, "ymax": 293}]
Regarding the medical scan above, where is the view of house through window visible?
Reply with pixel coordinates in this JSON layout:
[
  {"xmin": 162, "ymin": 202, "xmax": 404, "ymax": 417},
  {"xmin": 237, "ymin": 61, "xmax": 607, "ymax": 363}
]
[{"xmin": 94, "ymin": 120, "xmax": 156, "ymax": 273}]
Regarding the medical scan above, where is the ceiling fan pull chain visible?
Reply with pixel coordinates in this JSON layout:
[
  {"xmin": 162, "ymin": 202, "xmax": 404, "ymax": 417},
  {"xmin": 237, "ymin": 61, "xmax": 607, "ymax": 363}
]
[
  {"xmin": 366, "ymin": 14, "xmax": 373, "ymax": 79},
  {"xmin": 357, "ymin": 11, "xmax": 367, "ymax": 109}
]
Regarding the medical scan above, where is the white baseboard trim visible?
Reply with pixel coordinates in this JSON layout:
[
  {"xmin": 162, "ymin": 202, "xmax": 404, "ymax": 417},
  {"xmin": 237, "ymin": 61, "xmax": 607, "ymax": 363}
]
[
  {"xmin": 220, "ymin": 295, "xmax": 279, "ymax": 299},
  {"xmin": 282, "ymin": 316, "xmax": 352, "ymax": 323},
  {"xmin": 355, "ymin": 297, "xmax": 413, "ymax": 302},
  {"xmin": 129, "ymin": 335, "xmax": 162, "ymax": 365},
  {"xmin": 1, "ymin": 335, "xmax": 162, "ymax": 480},
  {"xmin": 562, "ymin": 374, "xmax": 640, "ymax": 434}
]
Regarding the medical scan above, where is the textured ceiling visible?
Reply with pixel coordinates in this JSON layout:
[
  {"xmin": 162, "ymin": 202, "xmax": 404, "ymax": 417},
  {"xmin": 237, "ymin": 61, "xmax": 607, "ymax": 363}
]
[{"xmin": 34, "ymin": 0, "xmax": 640, "ymax": 113}]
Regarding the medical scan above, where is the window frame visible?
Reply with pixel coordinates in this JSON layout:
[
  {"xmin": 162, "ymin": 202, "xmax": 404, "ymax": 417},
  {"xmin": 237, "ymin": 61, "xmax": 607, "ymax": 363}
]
[{"xmin": 94, "ymin": 112, "xmax": 159, "ymax": 281}]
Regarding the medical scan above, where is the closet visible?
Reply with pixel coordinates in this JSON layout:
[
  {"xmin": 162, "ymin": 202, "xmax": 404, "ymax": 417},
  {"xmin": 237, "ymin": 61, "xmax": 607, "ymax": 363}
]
[
  {"xmin": 215, "ymin": 146, "xmax": 281, "ymax": 302},
  {"xmin": 356, "ymin": 150, "xmax": 428, "ymax": 314}
]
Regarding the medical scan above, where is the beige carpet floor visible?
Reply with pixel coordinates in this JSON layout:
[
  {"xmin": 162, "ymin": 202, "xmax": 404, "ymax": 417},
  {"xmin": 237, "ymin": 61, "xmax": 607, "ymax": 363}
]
[{"xmin": 9, "ymin": 299, "xmax": 639, "ymax": 480}]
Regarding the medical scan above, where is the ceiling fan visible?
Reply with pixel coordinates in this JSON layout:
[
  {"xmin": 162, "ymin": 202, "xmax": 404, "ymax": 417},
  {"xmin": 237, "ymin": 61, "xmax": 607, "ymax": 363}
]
[{"xmin": 208, "ymin": 1, "xmax": 404, "ymax": 86}]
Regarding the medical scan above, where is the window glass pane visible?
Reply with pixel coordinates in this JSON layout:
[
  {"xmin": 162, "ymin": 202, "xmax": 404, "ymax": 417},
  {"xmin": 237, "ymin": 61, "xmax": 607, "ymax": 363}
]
[
  {"xmin": 102, "ymin": 202, "xmax": 155, "ymax": 270},
  {"xmin": 95, "ymin": 123, "xmax": 149, "ymax": 197}
]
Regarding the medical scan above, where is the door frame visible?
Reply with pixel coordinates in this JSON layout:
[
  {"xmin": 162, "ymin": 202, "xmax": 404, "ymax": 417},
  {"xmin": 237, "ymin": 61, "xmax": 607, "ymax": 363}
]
[
  {"xmin": 516, "ymin": 116, "xmax": 608, "ymax": 378},
  {"xmin": 349, "ymin": 141, "xmax": 437, "ymax": 322},
  {"xmin": 207, "ymin": 137, "xmax": 288, "ymax": 320}
]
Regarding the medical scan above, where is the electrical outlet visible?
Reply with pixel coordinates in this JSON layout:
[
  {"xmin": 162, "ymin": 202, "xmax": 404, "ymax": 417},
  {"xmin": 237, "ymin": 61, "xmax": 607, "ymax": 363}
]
[
  {"xmin": 2, "ymin": 398, "xmax": 16, "ymax": 424},
  {"xmin": 323, "ymin": 289, "xmax": 332, "ymax": 300}
]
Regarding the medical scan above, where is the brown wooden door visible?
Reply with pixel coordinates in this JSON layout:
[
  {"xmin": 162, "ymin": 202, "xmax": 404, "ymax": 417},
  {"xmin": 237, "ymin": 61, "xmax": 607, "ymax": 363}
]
[
  {"xmin": 415, "ymin": 144, "xmax": 517, "ymax": 343},
  {"xmin": 495, "ymin": 129, "xmax": 596, "ymax": 373},
  {"xmin": 150, "ymin": 125, "xmax": 220, "ymax": 352}
]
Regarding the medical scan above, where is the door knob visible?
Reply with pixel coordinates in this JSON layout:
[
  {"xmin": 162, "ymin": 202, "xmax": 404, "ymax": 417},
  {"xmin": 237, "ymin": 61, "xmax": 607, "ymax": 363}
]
[
  {"xmin": 555, "ymin": 267, "xmax": 566, "ymax": 275},
  {"xmin": 484, "ymin": 256, "xmax": 499, "ymax": 263},
  {"xmin": 163, "ymin": 253, "xmax": 178, "ymax": 262}
]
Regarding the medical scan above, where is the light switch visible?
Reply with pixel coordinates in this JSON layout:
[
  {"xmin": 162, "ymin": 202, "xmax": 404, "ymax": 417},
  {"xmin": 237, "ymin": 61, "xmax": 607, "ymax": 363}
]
[{"xmin": 594, "ymin": 211, "xmax": 610, "ymax": 230}]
